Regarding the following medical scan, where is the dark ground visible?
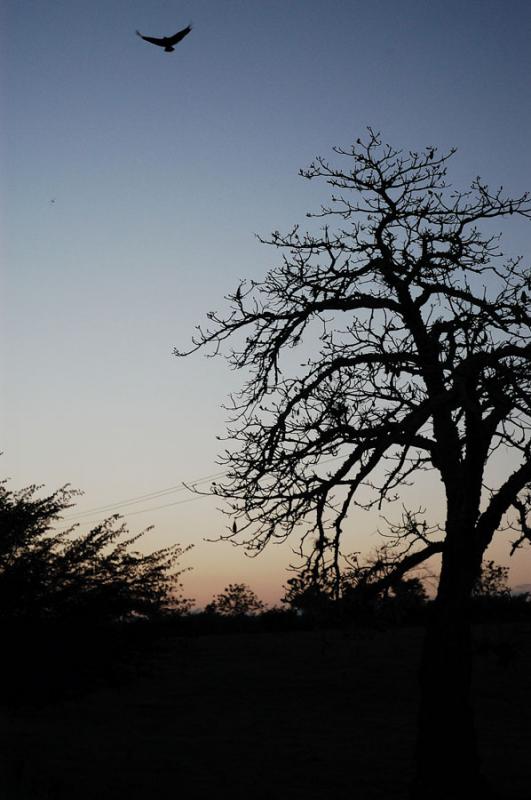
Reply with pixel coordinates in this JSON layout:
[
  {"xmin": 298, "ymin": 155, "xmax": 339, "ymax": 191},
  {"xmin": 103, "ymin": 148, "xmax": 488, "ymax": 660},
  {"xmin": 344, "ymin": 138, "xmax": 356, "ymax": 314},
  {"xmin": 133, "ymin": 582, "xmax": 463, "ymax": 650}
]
[{"xmin": 1, "ymin": 623, "xmax": 530, "ymax": 799}]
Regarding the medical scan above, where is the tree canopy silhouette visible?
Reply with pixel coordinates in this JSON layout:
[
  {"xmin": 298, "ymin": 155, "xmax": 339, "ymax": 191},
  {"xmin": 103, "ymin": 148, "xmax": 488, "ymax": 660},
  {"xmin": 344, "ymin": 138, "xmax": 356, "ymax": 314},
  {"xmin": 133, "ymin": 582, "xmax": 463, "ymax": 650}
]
[
  {"xmin": 205, "ymin": 582, "xmax": 265, "ymax": 617},
  {"xmin": 0, "ymin": 479, "xmax": 192, "ymax": 624},
  {"xmin": 180, "ymin": 130, "xmax": 531, "ymax": 797},
  {"xmin": 282, "ymin": 547, "xmax": 428, "ymax": 625}
]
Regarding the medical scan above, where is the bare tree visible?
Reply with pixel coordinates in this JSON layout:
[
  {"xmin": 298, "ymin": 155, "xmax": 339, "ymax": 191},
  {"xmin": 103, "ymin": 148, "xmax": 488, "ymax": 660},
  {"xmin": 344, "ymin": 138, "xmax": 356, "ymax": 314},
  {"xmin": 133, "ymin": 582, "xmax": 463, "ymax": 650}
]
[{"xmin": 178, "ymin": 131, "xmax": 531, "ymax": 797}]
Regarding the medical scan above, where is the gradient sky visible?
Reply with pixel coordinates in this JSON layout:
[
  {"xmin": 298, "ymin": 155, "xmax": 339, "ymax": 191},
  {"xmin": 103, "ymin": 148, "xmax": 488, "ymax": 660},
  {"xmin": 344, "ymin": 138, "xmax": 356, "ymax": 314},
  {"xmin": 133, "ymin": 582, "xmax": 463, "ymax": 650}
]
[{"xmin": 2, "ymin": 0, "xmax": 531, "ymax": 605}]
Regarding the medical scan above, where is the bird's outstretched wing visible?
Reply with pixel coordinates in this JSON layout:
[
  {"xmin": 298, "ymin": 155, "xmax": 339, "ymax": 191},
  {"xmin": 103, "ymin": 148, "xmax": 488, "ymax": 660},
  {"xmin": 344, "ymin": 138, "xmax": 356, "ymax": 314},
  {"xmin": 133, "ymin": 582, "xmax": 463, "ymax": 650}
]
[
  {"xmin": 136, "ymin": 30, "xmax": 166, "ymax": 47},
  {"xmin": 167, "ymin": 25, "xmax": 192, "ymax": 45}
]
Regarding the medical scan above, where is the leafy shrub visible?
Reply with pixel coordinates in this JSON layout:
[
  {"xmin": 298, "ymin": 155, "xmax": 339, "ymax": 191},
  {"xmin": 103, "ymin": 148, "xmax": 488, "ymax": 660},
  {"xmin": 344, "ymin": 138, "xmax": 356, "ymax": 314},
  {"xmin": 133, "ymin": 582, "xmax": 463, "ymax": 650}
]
[{"xmin": 0, "ymin": 479, "xmax": 193, "ymax": 624}]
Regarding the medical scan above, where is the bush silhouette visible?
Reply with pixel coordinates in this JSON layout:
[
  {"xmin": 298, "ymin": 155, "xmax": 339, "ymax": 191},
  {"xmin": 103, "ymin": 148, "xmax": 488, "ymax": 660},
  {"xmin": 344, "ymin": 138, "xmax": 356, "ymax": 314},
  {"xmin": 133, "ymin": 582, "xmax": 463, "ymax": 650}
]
[
  {"xmin": 0, "ymin": 477, "xmax": 194, "ymax": 705},
  {"xmin": 0, "ymin": 478, "xmax": 192, "ymax": 624},
  {"xmin": 205, "ymin": 582, "xmax": 265, "ymax": 616}
]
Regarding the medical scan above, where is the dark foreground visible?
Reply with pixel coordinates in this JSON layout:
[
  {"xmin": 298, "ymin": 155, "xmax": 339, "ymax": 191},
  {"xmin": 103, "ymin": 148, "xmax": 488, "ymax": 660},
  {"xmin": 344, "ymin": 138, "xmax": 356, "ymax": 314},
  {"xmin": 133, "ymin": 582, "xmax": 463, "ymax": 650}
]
[{"xmin": 1, "ymin": 624, "xmax": 530, "ymax": 799}]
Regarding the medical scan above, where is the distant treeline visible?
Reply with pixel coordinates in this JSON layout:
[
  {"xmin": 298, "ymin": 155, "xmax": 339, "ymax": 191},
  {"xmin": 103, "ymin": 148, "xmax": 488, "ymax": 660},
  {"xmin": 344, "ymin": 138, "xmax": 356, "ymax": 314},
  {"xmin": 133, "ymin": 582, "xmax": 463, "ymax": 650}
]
[{"xmin": 1, "ymin": 476, "xmax": 529, "ymax": 706}]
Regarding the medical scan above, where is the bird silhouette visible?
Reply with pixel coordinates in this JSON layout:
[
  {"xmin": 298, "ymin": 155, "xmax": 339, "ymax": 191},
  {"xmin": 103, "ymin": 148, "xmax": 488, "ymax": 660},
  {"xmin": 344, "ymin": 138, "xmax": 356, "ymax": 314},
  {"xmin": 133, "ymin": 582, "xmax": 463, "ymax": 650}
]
[{"xmin": 136, "ymin": 24, "xmax": 192, "ymax": 52}]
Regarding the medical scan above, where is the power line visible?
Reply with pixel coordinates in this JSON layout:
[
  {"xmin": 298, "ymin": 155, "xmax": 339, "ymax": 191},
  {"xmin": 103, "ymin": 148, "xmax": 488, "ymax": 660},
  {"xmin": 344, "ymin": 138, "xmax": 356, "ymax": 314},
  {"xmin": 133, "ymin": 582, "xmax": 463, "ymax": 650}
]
[
  {"xmin": 59, "ymin": 493, "xmax": 208, "ymax": 529},
  {"xmin": 63, "ymin": 469, "xmax": 228, "ymax": 520},
  {"xmin": 56, "ymin": 453, "xmax": 348, "ymax": 529}
]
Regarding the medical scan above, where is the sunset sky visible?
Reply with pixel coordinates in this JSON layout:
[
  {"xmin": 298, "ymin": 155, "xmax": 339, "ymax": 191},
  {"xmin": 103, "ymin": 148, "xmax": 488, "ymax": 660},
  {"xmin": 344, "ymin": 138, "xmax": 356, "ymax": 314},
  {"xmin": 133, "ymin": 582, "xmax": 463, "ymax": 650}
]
[{"xmin": 2, "ymin": 0, "xmax": 531, "ymax": 605}]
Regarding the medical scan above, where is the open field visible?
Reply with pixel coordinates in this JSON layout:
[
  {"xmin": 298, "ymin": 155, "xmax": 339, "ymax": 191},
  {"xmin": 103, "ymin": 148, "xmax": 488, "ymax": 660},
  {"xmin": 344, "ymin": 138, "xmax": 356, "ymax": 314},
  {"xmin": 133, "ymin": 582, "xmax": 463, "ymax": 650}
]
[{"xmin": 1, "ymin": 624, "xmax": 530, "ymax": 799}]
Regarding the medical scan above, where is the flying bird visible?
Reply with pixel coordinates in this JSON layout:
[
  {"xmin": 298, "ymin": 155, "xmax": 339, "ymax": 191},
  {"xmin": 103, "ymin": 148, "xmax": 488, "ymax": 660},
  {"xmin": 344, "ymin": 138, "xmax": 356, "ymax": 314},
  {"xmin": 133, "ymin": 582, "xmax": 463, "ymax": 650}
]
[{"xmin": 136, "ymin": 24, "xmax": 192, "ymax": 52}]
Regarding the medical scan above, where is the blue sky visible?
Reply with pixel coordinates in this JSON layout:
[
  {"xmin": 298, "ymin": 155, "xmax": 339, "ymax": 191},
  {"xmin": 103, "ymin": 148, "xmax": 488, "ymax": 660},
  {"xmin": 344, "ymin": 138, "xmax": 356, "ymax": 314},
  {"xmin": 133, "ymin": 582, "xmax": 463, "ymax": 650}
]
[{"xmin": 2, "ymin": 0, "xmax": 531, "ymax": 604}]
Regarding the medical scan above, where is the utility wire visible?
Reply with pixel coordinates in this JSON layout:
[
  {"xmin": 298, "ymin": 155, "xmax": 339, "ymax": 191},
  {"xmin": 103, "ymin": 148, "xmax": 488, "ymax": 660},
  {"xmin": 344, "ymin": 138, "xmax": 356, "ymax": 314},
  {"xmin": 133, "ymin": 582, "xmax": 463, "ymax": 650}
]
[
  {"xmin": 57, "ymin": 454, "xmax": 347, "ymax": 530},
  {"xmin": 63, "ymin": 469, "xmax": 228, "ymax": 520},
  {"xmin": 59, "ymin": 494, "xmax": 207, "ymax": 529}
]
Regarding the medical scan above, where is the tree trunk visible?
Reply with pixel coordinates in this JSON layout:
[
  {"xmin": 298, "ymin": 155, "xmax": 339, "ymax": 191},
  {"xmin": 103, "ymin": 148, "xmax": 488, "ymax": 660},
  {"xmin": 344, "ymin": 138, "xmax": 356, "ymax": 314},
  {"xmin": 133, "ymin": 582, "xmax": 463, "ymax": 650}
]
[
  {"xmin": 411, "ymin": 545, "xmax": 496, "ymax": 799},
  {"xmin": 411, "ymin": 608, "xmax": 478, "ymax": 797}
]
